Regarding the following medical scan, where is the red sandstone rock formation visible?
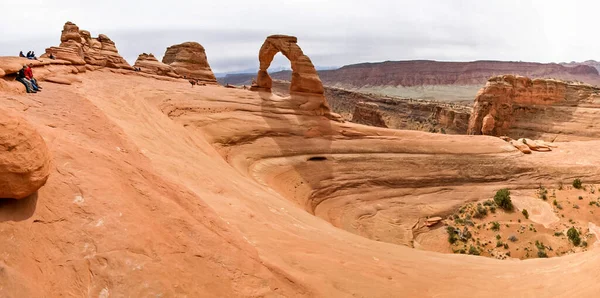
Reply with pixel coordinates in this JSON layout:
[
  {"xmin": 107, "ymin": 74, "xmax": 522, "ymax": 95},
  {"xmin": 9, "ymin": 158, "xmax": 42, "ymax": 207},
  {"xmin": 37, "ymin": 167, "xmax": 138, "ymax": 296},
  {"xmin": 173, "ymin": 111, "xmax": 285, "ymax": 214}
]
[
  {"xmin": 467, "ymin": 75, "xmax": 600, "ymax": 140},
  {"xmin": 251, "ymin": 35, "xmax": 341, "ymax": 120},
  {"xmin": 351, "ymin": 102, "xmax": 388, "ymax": 128},
  {"xmin": 0, "ymin": 108, "xmax": 50, "ymax": 199},
  {"xmin": 162, "ymin": 42, "xmax": 216, "ymax": 84},
  {"xmin": 134, "ymin": 53, "xmax": 180, "ymax": 78},
  {"xmin": 42, "ymin": 21, "xmax": 132, "ymax": 70}
]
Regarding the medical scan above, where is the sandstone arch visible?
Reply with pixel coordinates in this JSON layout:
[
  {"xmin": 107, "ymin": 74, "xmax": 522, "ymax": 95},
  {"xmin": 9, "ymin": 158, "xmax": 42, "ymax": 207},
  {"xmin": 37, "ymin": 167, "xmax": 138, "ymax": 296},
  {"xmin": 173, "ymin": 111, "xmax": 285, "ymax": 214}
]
[
  {"xmin": 252, "ymin": 35, "xmax": 341, "ymax": 120},
  {"xmin": 254, "ymin": 35, "xmax": 324, "ymax": 95}
]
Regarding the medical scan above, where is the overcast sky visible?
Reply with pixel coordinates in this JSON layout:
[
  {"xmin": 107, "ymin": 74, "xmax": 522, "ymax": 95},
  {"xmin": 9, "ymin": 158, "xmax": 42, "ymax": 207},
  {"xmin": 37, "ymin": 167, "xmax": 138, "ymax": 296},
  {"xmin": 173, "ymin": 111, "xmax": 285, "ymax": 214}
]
[{"xmin": 1, "ymin": 0, "xmax": 599, "ymax": 73}]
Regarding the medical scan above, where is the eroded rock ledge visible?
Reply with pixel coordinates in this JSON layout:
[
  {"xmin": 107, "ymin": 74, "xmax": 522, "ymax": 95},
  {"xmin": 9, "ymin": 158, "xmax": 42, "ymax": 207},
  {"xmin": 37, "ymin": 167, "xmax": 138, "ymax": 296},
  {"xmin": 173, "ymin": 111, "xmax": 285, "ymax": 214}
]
[{"xmin": 468, "ymin": 75, "xmax": 600, "ymax": 141}]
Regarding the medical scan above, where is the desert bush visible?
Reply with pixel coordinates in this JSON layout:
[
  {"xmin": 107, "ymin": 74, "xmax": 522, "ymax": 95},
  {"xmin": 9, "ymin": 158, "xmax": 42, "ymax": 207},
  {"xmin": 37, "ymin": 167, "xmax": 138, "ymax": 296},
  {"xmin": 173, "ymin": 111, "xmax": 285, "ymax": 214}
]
[
  {"xmin": 567, "ymin": 227, "xmax": 581, "ymax": 246},
  {"xmin": 573, "ymin": 179, "xmax": 582, "ymax": 189},
  {"xmin": 494, "ymin": 189, "xmax": 513, "ymax": 211},
  {"xmin": 446, "ymin": 226, "xmax": 458, "ymax": 244},
  {"xmin": 508, "ymin": 235, "xmax": 518, "ymax": 242},
  {"xmin": 473, "ymin": 204, "xmax": 488, "ymax": 219},
  {"xmin": 468, "ymin": 245, "xmax": 480, "ymax": 255},
  {"xmin": 537, "ymin": 250, "xmax": 548, "ymax": 258},
  {"xmin": 522, "ymin": 209, "xmax": 529, "ymax": 219},
  {"xmin": 491, "ymin": 221, "xmax": 500, "ymax": 231}
]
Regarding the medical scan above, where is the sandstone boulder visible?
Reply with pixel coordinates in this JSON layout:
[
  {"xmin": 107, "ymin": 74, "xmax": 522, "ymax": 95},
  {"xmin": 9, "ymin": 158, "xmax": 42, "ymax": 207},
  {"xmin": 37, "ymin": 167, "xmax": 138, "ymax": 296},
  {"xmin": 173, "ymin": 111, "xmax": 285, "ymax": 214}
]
[
  {"xmin": 509, "ymin": 140, "xmax": 532, "ymax": 154},
  {"xmin": 162, "ymin": 42, "xmax": 216, "ymax": 84},
  {"xmin": 134, "ymin": 53, "xmax": 180, "ymax": 78},
  {"xmin": 0, "ymin": 108, "xmax": 51, "ymax": 199}
]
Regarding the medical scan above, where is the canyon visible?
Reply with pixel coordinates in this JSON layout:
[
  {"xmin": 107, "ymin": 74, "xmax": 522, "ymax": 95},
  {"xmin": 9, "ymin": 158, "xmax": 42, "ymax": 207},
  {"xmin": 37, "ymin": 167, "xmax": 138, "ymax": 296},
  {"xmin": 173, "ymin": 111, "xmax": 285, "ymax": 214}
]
[{"xmin": 3, "ymin": 21, "xmax": 600, "ymax": 298}]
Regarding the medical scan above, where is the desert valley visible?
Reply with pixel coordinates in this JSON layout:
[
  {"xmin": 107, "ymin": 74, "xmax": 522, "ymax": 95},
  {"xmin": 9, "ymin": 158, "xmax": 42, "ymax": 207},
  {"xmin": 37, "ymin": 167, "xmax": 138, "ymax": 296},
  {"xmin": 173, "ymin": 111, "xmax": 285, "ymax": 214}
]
[{"xmin": 2, "ymin": 13, "xmax": 600, "ymax": 298}]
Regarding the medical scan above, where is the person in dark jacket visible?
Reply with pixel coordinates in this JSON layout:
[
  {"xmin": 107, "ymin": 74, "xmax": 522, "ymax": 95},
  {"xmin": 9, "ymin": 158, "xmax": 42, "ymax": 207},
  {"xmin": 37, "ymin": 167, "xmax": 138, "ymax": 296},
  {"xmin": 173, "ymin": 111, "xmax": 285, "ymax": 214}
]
[
  {"xmin": 19, "ymin": 51, "xmax": 25, "ymax": 57},
  {"xmin": 25, "ymin": 63, "xmax": 41, "ymax": 90},
  {"xmin": 16, "ymin": 65, "xmax": 36, "ymax": 93}
]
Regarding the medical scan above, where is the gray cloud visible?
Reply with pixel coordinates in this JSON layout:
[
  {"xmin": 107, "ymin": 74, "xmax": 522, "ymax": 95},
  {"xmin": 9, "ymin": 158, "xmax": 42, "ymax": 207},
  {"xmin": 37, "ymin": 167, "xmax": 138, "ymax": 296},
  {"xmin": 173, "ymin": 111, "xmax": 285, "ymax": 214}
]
[{"xmin": 2, "ymin": 0, "xmax": 599, "ymax": 73}]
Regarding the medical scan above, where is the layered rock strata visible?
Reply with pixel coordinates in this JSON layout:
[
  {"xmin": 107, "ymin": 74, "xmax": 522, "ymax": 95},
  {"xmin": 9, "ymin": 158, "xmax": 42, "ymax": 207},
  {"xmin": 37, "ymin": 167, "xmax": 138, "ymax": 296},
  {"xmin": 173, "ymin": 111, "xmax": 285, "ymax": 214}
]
[
  {"xmin": 468, "ymin": 75, "xmax": 600, "ymax": 141},
  {"xmin": 41, "ymin": 21, "xmax": 132, "ymax": 69}
]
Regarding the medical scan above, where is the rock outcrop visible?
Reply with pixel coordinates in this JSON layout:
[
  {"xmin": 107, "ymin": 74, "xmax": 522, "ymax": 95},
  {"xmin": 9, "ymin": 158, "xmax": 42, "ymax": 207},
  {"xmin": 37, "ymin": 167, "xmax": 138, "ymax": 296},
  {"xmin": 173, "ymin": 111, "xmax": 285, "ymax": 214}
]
[
  {"xmin": 467, "ymin": 75, "xmax": 600, "ymax": 141},
  {"xmin": 251, "ymin": 35, "xmax": 340, "ymax": 119},
  {"xmin": 42, "ymin": 21, "xmax": 132, "ymax": 70},
  {"xmin": 134, "ymin": 53, "xmax": 180, "ymax": 78},
  {"xmin": 0, "ymin": 108, "xmax": 50, "ymax": 199},
  {"xmin": 162, "ymin": 42, "xmax": 216, "ymax": 84},
  {"xmin": 351, "ymin": 102, "xmax": 388, "ymax": 128}
]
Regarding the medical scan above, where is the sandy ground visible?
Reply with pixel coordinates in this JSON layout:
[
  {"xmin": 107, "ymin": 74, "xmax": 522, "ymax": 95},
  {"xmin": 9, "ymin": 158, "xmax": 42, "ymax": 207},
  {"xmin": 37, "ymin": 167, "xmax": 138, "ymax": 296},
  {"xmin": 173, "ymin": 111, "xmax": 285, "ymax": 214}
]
[{"xmin": 2, "ymin": 69, "xmax": 600, "ymax": 296}]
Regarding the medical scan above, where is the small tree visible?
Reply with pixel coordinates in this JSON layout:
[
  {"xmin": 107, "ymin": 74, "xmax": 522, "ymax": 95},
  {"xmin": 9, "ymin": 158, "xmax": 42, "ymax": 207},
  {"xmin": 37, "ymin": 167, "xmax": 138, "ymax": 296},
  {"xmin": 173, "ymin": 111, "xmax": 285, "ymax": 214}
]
[
  {"xmin": 522, "ymin": 209, "xmax": 529, "ymax": 219},
  {"xmin": 494, "ymin": 189, "xmax": 514, "ymax": 211},
  {"xmin": 573, "ymin": 179, "xmax": 583, "ymax": 189},
  {"xmin": 567, "ymin": 227, "xmax": 581, "ymax": 246}
]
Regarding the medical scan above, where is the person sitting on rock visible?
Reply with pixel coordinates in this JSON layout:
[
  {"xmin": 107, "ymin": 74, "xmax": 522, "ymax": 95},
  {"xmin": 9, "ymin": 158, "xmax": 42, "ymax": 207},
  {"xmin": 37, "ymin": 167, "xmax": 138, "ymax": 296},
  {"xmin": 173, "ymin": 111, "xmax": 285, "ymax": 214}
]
[
  {"xmin": 25, "ymin": 63, "xmax": 42, "ymax": 91},
  {"xmin": 189, "ymin": 79, "xmax": 197, "ymax": 87},
  {"xmin": 19, "ymin": 51, "xmax": 25, "ymax": 57},
  {"xmin": 15, "ymin": 65, "xmax": 36, "ymax": 93},
  {"xmin": 26, "ymin": 51, "xmax": 37, "ymax": 60},
  {"xmin": 49, "ymin": 53, "xmax": 56, "ymax": 60}
]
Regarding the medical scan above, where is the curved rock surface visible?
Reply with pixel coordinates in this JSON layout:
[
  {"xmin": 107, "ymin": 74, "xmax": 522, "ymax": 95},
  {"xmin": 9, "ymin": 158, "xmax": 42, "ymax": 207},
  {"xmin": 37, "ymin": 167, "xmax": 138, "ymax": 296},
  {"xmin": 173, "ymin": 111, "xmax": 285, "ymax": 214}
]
[
  {"xmin": 467, "ymin": 75, "xmax": 600, "ymax": 140},
  {"xmin": 2, "ymin": 67, "xmax": 600, "ymax": 296},
  {"xmin": 0, "ymin": 108, "xmax": 50, "ymax": 199},
  {"xmin": 42, "ymin": 21, "xmax": 132, "ymax": 69},
  {"xmin": 134, "ymin": 53, "xmax": 180, "ymax": 78},
  {"xmin": 162, "ymin": 42, "xmax": 216, "ymax": 84}
]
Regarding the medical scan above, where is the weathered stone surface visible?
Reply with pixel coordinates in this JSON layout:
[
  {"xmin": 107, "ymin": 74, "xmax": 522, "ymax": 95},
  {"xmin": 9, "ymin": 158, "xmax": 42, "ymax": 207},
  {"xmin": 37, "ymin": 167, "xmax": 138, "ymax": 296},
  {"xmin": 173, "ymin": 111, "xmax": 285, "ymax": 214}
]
[
  {"xmin": 41, "ymin": 21, "xmax": 132, "ymax": 70},
  {"xmin": 162, "ymin": 42, "xmax": 216, "ymax": 83},
  {"xmin": 134, "ymin": 53, "xmax": 180, "ymax": 78},
  {"xmin": 467, "ymin": 75, "xmax": 600, "ymax": 141},
  {"xmin": 252, "ymin": 35, "xmax": 324, "ymax": 95},
  {"xmin": 351, "ymin": 102, "xmax": 388, "ymax": 128},
  {"xmin": 250, "ymin": 35, "xmax": 340, "ymax": 120},
  {"xmin": 0, "ymin": 108, "xmax": 50, "ymax": 199}
]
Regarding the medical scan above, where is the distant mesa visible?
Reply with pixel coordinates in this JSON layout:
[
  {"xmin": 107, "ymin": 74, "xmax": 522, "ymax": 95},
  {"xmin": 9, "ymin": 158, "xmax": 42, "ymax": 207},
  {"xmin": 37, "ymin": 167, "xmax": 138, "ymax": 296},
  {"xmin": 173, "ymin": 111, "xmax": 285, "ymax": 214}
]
[
  {"xmin": 134, "ymin": 53, "xmax": 180, "ymax": 78},
  {"xmin": 41, "ymin": 21, "xmax": 133, "ymax": 70},
  {"xmin": 0, "ymin": 108, "xmax": 50, "ymax": 199},
  {"xmin": 162, "ymin": 42, "xmax": 217, "ymax": 84},
  {"xmin": 467, "ymin": 74, "xmax": 600, "ymax": 141}
]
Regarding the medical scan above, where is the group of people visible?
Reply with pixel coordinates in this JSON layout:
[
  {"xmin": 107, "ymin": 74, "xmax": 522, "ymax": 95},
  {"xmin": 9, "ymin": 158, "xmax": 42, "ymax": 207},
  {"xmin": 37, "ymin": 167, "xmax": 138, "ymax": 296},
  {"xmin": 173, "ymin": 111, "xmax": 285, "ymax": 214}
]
[
  {"xmin": 19, "ymin": 51, "xmax": 38, "ymax": 60},
  {"xmin": 15, "ymin": 64, "xmax": 42, "ymax": 93}
]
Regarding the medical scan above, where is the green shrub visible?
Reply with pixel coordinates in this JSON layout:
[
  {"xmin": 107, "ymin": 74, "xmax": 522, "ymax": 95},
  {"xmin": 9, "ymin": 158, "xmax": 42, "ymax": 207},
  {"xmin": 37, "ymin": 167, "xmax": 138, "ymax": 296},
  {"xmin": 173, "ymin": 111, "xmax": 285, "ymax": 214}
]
[
  {"xmin": 491, "ymin": 221, "xmax": 500, "ymax": 231},
  {"xmin": 522, "ymin": 209, "xmax": 529, "ymax": 219},
  {"xmin": 567, "ymin": 227, "xmax": 581, "ymax": 246},
  {"xmin": 573, "ymin": 179, "xmax": 582, "ymax": 189},
  {"xmin": 508, "ymin": 235, "xmax": 518, "ymax": 242},
  {"xmin": 537, "ymin": 250, "xmax": 548, "ymax": 258},
  {"xmin": 446, "ymin": 226, "xmax": 458, "ymax": 244},
  {"xmin": 578, "ymin": 196, "xmax": 583, "ymax": 200},
  {"xmin": 538, "ymin": 186, "xmax": 548, "ymax": 200},
  {"xmin": 496, "ymin": 241, "xmax": 503, "ymax": 247},
  {"xmin": 473, "ymin": 204, "xmax": 488, "ymax": 219},
  {"xmin": 468, "ymin": 245, "xmax": 480, "ymax": 255},
  {"xmin": 494, "ymin": 189, "xmax": 513, "ymax": 211}
]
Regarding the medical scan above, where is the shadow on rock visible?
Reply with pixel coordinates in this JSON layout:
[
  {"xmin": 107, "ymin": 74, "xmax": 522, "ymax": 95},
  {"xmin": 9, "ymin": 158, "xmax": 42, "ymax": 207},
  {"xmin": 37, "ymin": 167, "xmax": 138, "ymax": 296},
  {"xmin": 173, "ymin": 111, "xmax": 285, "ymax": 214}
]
[{"xmin": 0, "ymin": 192, "xmax": 38, "ymax": 222}]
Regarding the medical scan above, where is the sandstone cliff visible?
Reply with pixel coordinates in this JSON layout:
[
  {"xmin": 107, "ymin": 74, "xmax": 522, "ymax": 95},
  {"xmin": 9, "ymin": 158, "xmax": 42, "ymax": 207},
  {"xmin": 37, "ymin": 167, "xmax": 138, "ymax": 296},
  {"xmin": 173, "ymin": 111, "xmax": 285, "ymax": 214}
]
[
  {"xmin": 351, "ymin": 102, "xmax": 388, "ymax": 128},
  {"xmin": 468, "ymin": 75, "xmax": 600, "ymax": 141},
  {"xmin": 162, "ymin": 42, "xmax": 217, "ymax": 84}
]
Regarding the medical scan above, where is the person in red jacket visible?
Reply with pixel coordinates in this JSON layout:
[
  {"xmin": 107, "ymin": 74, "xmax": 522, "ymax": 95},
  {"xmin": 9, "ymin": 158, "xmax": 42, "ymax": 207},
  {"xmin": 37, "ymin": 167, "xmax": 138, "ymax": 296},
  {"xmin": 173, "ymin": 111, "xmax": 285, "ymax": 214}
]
[{"xmin": 25, "ymin": 63, "xmax": 42, "ymax": 91}]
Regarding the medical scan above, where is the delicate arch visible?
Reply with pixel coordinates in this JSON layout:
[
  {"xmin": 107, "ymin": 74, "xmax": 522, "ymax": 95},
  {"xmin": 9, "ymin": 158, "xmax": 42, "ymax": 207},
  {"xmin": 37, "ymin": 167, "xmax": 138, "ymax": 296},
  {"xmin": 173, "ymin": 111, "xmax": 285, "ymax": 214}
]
[{"xmin": 253, "ymin": 35, "xmax": 324, "ymax": 95}]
